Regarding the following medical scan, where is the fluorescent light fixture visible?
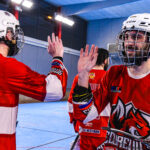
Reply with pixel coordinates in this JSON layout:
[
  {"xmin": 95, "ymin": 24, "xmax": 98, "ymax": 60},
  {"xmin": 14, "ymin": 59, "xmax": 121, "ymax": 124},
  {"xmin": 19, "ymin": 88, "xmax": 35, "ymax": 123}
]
[
  {"xmin": 11, "ymin": 0, "xmax": 23, "ymax": 5},
  {"xmin": 22, "ymin": 0, "xmax": 33, "ymax": 8},
  {"xmin": 55, "ymin": 15, "xmax": 63, "ymax": 22},
  {"xmin": 55, "ymin": 14, "xmax": 74, "ymax": 26}
]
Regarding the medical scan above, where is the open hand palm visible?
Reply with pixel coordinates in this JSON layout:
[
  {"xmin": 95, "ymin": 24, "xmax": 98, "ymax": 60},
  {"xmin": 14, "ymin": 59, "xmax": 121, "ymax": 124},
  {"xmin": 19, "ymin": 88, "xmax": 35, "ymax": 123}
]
[{"xmin": 78, "ymin": 45, "xmax": 98, "ymax": 74}]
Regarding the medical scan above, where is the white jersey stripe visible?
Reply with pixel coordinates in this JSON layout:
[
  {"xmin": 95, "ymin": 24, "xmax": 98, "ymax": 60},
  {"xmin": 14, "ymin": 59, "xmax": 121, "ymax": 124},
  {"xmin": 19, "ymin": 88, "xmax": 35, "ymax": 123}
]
[
  {"xmin": 83, "ymin": 104, "xmax": 98, "ymax": 124},
  {"xmin": 44, "ymin": 74, "xmax": 63, "ymax": 102},
  {"xmin": 0, "ymin": 106, "xmax": 18, "ymax": 134},
  {"xmin": 100, "ymin": 103, "xmax": 111, "ymax": 117}
]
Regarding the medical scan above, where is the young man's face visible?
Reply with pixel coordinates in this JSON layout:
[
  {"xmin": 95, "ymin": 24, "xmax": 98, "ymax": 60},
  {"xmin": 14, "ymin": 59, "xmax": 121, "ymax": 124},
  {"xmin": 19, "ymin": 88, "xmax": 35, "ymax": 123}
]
[
  {"xmin": 124, "ymin": 30, "xmax": 149, "ymax": 58},
  {"xmin": 6, "ymin": 30, "xmax": 13, "ymax": 41}
]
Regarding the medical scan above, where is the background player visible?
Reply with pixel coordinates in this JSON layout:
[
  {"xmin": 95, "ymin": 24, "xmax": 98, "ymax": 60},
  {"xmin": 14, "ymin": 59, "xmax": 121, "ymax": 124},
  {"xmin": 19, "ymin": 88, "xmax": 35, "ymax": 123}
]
[{"xmin": 68, "ymin": 48, "xmax": 110, "ymax": 149}]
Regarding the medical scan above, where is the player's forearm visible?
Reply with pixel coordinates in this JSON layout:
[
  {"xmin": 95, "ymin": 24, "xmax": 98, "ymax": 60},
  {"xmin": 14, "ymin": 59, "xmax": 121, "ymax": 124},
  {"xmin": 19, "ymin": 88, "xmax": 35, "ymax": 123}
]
[
  {"xmin": 44, "ymin": 58, "xmax": 68, "ymax": 101},
  {"xmin": 72, "ymin": 84, "xmax": 99, "ymax": 123}
]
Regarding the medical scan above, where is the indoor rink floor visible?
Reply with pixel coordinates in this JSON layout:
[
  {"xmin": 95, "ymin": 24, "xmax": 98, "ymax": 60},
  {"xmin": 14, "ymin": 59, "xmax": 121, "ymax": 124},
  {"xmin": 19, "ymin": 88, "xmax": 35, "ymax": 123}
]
[{"xmin": 16, "ymin": 101, "xmax": 77, "ymax": 150}]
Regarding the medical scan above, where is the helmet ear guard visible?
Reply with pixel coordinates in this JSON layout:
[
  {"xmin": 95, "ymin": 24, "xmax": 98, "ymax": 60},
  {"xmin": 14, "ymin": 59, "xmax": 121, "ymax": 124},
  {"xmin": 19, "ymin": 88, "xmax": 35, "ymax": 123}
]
[{"xmin": 9, "ymin": 25, "xmax": 24, "ymax": 56}]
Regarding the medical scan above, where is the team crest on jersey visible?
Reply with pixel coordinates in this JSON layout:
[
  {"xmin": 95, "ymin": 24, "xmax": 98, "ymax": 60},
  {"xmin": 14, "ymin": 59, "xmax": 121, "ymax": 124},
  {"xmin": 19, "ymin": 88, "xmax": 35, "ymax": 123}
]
[
  {"xmin": 89, "ymin": 72, "xmax": 95, "ymax": 79},
  {"xmin": 110, "ymin": 98, "xmax": 150, "ymax": 139},
  {"xmin": 97, "ymin": 98, "xmax": 150, "ymax": 149}
]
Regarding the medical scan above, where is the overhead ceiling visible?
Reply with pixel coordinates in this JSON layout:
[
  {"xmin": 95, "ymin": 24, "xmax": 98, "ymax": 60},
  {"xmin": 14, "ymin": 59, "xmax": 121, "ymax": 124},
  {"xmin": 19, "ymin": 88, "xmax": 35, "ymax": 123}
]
[{"xmin": 44, "ymin": 0, "xmax": 150, "ymax": 21}]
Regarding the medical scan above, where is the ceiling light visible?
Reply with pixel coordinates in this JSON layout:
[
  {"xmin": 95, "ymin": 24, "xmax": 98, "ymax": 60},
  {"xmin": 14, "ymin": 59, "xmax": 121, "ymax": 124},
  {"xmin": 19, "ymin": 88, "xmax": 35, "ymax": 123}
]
[
  {"xmin": 55, "ymin": 15, "xmax": 63, "ymax": 22},
  {"xmin": 63, "ymin": 17, "xmax": 74, "ymax": 26},
  {"xmin": 47, "ymin": 15, "xmax": 53, "ymax": 20},
  {"xmin": 22, "ymin": 0, "xmax": 33, "ymax": 8},
  {"xmin": 11, "ymin": 0, "xmax": 23, "ymax": 5},
  {"xmin": 55, "ymin": 14, "xmax": 74, "ymax": 26}
]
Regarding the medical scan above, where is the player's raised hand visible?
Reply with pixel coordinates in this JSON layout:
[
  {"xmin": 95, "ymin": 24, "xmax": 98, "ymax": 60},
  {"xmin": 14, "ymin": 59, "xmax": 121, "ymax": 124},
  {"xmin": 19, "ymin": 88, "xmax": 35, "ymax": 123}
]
[
  {"xmin": 78, "ymin": 44, "xmax": 98, "ymax": 87},
  {"xmin": 47, "ymin": 33, "xmax": 64, "ymax": 58}
]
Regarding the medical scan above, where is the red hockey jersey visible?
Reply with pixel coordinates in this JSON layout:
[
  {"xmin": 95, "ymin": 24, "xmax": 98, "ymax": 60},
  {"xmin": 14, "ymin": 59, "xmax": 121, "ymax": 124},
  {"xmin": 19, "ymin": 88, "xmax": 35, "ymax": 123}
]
[
  {"xmin": 68, "ymin": 69, "xmax": 110, "ymax": 138},
  {"xmin": 0, "ymin": 54, "xmax": 68, "ymax": 150},
  {"xmin": 73, "ymin": 65, "xmax": 150, "ymax": 149}
]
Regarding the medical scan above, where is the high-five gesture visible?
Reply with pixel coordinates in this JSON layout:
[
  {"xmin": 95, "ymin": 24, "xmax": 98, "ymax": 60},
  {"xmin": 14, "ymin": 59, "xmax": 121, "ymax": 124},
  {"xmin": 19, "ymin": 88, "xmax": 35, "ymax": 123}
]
[
  {"xmin": 78, "ymin": 44, "xmax": 98, "ymax": 88},
  {"xmin": 47, "ymin": 33, "xmax": 64, "ymax": 58}
]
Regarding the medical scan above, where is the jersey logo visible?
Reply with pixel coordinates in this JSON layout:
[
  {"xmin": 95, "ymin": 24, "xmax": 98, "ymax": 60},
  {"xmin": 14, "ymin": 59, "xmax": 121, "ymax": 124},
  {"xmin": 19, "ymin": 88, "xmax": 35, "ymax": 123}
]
[
  {"xmin": 110, "ymin": 98, "xmax": 150, "ymax": 139},
  {"xmin": 97, "ymin": 98, "xmax": 150, "ymax": 149},
  {"xmin": 111, "ymin": 86, "xmax": 121, "ymax": 93},
  {"xmin": 89, "ymin": 72, "xmax": 95, "ymax": 79}
]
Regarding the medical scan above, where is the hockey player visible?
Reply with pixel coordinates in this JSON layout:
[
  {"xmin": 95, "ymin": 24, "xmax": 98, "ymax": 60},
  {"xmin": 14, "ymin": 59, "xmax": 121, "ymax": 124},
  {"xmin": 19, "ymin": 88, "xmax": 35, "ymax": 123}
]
[
  {"xmin": 0, "ymin": 10, "xmax": 67, "ymax": 150},
  {"xmin": 68, "ymin": 48, "xmax": 110, "ymax": 149},
  {"xmin": 72, "ymin": 13, "xmax": 150, "ymax": 149}
]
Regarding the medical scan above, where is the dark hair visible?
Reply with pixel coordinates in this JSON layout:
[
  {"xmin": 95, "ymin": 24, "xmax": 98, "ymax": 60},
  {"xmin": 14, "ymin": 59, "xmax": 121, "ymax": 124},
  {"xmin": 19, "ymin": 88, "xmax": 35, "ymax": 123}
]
[{"xmin": 96, "ymin": 48, "xmax": 109, "ymax": 66}]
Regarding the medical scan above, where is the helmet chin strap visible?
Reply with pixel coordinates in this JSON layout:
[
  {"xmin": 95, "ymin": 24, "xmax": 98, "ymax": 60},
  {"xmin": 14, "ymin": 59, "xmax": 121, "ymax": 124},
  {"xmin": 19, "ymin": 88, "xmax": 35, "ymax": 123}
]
[{"xmin": 0, "ymin": 37, "xmax": 18, "ymax": 56}]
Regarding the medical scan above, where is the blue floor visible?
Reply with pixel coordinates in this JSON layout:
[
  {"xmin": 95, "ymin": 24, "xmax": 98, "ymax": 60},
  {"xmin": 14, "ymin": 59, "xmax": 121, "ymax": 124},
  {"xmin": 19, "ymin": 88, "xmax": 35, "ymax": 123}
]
[{"xmin": 16, "ymin": 101, "xmax": 77, "ymax": 150}]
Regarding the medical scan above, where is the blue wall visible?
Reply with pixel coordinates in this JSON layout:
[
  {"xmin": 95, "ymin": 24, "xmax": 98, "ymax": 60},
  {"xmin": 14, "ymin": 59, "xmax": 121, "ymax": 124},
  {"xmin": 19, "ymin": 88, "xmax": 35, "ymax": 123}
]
[{"xmin": 87, "ymin": 17, "xmax": 127, "ymax": 48}]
